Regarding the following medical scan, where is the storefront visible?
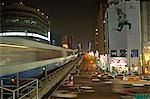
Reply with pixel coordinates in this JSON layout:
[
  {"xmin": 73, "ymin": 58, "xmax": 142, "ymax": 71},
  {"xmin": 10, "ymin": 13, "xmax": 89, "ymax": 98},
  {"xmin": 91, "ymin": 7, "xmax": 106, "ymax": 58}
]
[
  {"xmin": 106, "ymin": 1, "xmax": 141, "ymax": 74},
  {"xmin": 110, "ymin": 57, "xmax": 128, "ymax": 75},
  {"xmin": 98, "ymin": 54, "xmax": 108, "ymax": 70},
  {"xmin": 143, "ymin": 42, "xmax": 150, "ymax": 74},
  {"xmin": 141, "ymin": 1, "xmax": 150, "ymax": 74}
]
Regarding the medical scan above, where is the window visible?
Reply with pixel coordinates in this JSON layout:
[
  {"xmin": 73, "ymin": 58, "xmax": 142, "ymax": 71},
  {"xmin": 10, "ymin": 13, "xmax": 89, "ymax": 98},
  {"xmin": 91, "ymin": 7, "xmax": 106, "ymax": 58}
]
[
  {"xmin": 120, "ymin": 50, "xmax": 127, "ymax": 57},
  {"xmin": 111, "ymin": 50, "xmax": 117, "ymax": 57},
  {"xmin": 131, "ymin": 49, "xmax": 138, "ymax": 58}
]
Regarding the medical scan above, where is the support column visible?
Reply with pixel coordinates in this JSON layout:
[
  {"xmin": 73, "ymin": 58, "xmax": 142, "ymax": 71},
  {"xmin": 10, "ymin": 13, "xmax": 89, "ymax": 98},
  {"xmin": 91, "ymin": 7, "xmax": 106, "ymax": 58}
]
[
  {"xmin": 43, "ymin": 66, "xmax": 47, "ymax": 81},
  {"xmin": 16, "ymin": 73, "xmax": 19, "ymax": 98},
  {"xmin": 1, "ymin": 80, "xmax": 3, "ymax": 99},
  {"xmin": 36, "ymin": 79, "xmax": 39, "ymax": 99}
]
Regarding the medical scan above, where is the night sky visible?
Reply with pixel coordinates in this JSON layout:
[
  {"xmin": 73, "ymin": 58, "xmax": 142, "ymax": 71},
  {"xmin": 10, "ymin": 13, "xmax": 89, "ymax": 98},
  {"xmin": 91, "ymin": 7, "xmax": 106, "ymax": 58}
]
[{"xmin": 5, "ymin": 0, "xmax": 100, "ymax": 50}]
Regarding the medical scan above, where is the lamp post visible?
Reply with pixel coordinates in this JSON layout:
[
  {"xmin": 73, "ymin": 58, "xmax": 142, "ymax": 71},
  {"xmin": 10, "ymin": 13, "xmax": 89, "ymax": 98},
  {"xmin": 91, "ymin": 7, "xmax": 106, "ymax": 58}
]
[{"xmin": 127, "ymin": 49, "xmax": 131, "ymax": 74}]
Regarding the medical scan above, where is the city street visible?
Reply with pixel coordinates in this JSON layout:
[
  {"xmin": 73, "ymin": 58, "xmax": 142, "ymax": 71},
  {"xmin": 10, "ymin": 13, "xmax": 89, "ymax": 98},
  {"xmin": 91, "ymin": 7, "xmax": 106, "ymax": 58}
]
[
  {"xmin": 50, "ymin": 55, "xmax": 150, "ymax": 99},
  {"xmin": 50, "ymin": 56, "xmax": 120, "ymax": 99},
  {"xmin": 73, "ymin": 73, "xmax": 117, "ymax": 99}
]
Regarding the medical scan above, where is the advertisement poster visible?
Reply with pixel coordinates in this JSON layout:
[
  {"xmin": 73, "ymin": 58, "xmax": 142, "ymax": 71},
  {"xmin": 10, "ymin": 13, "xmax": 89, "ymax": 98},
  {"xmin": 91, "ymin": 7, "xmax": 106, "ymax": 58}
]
[{"xmin": 107, "ymin": 1, "xmax": 141, "ymax": 67}]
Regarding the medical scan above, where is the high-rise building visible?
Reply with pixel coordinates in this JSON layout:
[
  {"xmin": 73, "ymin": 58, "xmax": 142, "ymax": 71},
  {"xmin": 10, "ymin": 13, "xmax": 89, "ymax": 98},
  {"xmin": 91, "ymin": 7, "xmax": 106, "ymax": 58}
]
[
  {"xmin": 106, "ymin": 0, "xmax": 142, "ymax": 74},
  {"xmin": 62, "ymin": 35, "xmax": 73, "ymax": 49},
  {"xmin": 95, "ymin": 0, "xmax": 108, "ymax": 54},
  {"xmin": 0, "ymin": 2, "xmax": 3, "ymax": 33}
]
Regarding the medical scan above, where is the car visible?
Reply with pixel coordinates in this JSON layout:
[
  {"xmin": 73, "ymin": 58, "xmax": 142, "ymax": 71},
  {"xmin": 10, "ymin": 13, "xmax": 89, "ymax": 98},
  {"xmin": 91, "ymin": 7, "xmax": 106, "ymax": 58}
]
[
  {"xmin": 115, "ymin": 74, "xmax": 124, "ymax": 80},
  {"xmin": 91, "ymin": 75, "xmax": 100, "ymax": 82},
  {"xmin": 79, "ymin": 86, "xmax": 95, "ymax": 93},
  {"xmin": 112, "ymin": 76, "xmax": 150, "ymax": 94},
  {"xmin": 80, "ymin": 86, "xmax": 93, "ymax": 89},
  {"xmin": 82, "ymin": 89, "xmax": 95, "ymax": 93},
  {"xmin": 51, "ymin": 90, "xmax": 78, "ymax": 98},
  {"xmin": 98, "ymin": 73, "xmax": 115, "ymax": 80},
  {"xmin": 104, "ymin": 81, "xmax": 113, "ymax": 84},
  {"xmin": 91, "ymin": 78, "xmax": 100, "ymax": 82},
  {"xmin": 97, "ymin": 74, "xmax": 102, "ymax": 78},
  {"xmin": 141, "ymin": 74, "xmax": 150, "ymax": 81}
]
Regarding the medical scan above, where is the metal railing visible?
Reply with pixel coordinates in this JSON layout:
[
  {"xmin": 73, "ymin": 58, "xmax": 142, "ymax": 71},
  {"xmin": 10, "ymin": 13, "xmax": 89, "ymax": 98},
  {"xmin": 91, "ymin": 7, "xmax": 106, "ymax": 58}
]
[
  {"xmin": 0, "ymin": 78, "xmax": 38, "ymax": 99},
  {"xmin": 0, "ymin": 56, "xmax": 82, "ymax": 99}
]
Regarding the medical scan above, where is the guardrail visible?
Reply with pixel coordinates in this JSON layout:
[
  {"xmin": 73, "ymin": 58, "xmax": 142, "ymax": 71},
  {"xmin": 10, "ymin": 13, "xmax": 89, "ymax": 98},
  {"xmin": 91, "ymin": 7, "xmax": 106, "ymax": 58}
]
[
  {"xmin": 0, "ymin": 56, "xmax": 82, "ymax": 99},
  {"xmin": 38, "ymin": 65, "xmax": 66, "ymax": 89},
  {"xmin": 0, "ymin": 78, "xmax": 38, "ymax": 99},
  {"xmin": 34, "ymin": 56, "xmax": 83, "ymax": 99}
]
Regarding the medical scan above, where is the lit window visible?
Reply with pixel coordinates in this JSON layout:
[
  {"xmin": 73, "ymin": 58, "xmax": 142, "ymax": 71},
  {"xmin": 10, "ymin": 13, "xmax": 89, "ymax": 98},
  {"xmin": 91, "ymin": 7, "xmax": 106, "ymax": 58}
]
[
  {"xmin": 2, "ymin": 3, "xmax": 4, "ymax": 5},
  {"xmin": 31, "ymin": 21, "xmax": 37, "ymax": 24},
  {"xmin": 12, "ymin": 19, "xmax": 19, "ymax": 23},
  {"xmin": 24, "ymin": 20, "xmax": 30, "ymax": 24},
  {"xmin": 20, "ymin": 2, "xmax": 23, "ymax": 4},
  {"xmin": 5, "ymin": 19, "xmax": 19, "ymax": 23},
  {"xmin": 95, "ymin": 28, "xmax": 98, "ymax": 32},
  {"xmin": 37, "ymin": 9, "xmax": 40, "ymax": 11},
  {"xmin": 42, "ymin": 13, "xmax": 44, "ymax": 15}
]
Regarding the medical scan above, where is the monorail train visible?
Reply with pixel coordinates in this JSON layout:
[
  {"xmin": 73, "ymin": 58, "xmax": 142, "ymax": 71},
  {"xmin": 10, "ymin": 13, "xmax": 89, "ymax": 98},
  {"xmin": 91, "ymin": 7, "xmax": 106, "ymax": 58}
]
[{"xmin": 0, "ymin": 37, "xmax": 78, "ymax": 78}]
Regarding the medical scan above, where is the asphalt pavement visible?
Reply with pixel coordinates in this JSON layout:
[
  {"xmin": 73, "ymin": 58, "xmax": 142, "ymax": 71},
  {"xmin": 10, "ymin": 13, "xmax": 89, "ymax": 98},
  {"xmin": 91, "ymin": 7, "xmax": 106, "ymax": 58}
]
[
  {"xmin": 73, "ymin": 69, "xmax": 118, "ymax": 99},
  {"xmin": 50, "ymin": 59, "xmax": 120, "ymax": 99}
]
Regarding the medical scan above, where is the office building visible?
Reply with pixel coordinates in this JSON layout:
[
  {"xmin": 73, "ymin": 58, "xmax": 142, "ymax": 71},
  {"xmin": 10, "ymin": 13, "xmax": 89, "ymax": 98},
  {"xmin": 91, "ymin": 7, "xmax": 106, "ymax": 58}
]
[{"xmin": 1, "ymin": 2, "xmax": 50, "ymax": 43}]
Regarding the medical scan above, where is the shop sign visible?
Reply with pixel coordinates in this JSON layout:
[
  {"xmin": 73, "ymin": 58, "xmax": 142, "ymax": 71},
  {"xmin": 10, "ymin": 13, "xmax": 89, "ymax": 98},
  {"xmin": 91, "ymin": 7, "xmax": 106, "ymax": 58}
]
[{"xmin": 111, "ymin": 58, "xmax": 127, "ymax": 66}]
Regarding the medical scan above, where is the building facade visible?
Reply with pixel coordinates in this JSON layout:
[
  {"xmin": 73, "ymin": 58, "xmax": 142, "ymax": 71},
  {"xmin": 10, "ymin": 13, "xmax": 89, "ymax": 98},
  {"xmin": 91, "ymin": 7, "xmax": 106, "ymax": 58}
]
[
  {"xmin": 51, "ymin": 32, "xmax": 62, "ymax": 46},
  {"xmin": 141, "ymin": 1, "xmax": 150, "ymax": 74},
  {"xmin": 1, "ymin": 2, "xmax": 50, "ymax": 42},
  {"xmin": 94, "ymin": 0, "xmax": 107, "ymax": 54},
  {"xmin": 106, "ymin": 0, "xmax": 142, "ymax": 74},
  {"xmin": 62, "ymin": 35, "xmax": 73, "ymax": 49}
]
